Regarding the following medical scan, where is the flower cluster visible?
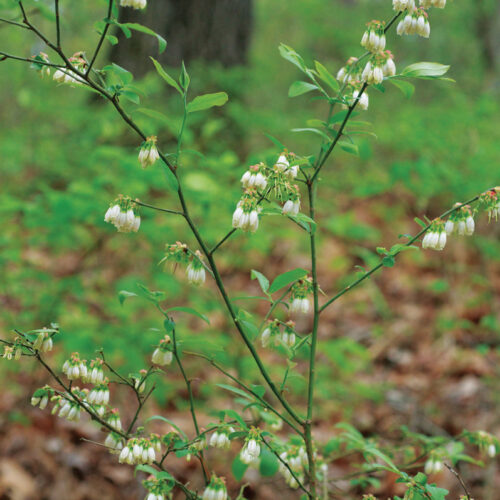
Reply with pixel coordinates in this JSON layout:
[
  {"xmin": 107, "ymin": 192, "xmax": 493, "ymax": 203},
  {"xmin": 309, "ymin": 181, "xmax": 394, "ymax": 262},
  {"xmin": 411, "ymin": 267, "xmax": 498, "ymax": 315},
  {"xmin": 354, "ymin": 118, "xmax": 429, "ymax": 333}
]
[
  {"xmin": 63, "ymin": 353, "xmax": 88, "ymax": 381},
  {"xmin": 87, "ymin": 381, "xmax": 110, "ymax": 406},
  {"xmin": 278, "ymin": 446, "xmax": 308, "ymax": 488},
  {"xmin": 232, "ymin": 152, "xmax": 302, "ymax": 233},
  {"xmin": 424, "ymin": 453, "xmax": 443, "ymax": 475},
  {"xmin": 88, "ymin": 358, "xmax": 105, "ymax": 385},
  {"xmin": 104, "ymin": 432, "xmax": 124, "ymax": 453},
  {"xmin": 480, "ymin": 187, "xmax": 500, "ymax": 220},
  {"xmin": 241, "ymin": 163, "xmax": 268, "ymax": 190},
  {"xmin": 104, "ymin": 196, "xmax": 141, "ymax": 233},
  {"xmin": 138, "ymin": 136, "xmax": 160, "ymax": 168},
  {"xmin": 119, "ymin": 437, "xmax": 158, "ymax": 465},
  {"xmin": 420, "ymin": 0, "xmax": 446, "ymax": 8},
  {"xmin": 445, "ymin": 205, "xmax": 475, "ymax": 236},
  {"xmin": 132, "ymin": 369, "xmax": 148, "ymax": 394},
  {"xmin": 143, "ymin": 475, "xmax": 166, "ymax": 500},
  {"xmin": 202, "ymin": 475, "xmax": 228, "ymax": 500},
  {"xmin": 151, "ymin": 335, "xmax": 173, "ymax": 366},
  {"xmin": 209, "ymin": 427, "xmax": 233, "ymax": 449},
  {"xmin": 361, "ymin": 21, "xmax": 386, "ymax": 53},
  {"xmin": 393, "ymin": 0, "xmax": 415, "ymax": 11},
  {"xmin": 120, "ymin": 0, "xmax": 147, "ymax": 9},
  {"xmin": 397, "ymin": 8, "xmax": 430, "ymax": 37},
  {"xmin": 31, "ymin": 386, "xmax": 53, "ymax": 410},
  {"xmin": 106, "ymin": 408, "xmax": 123, "ymax": 431},
  {"xmin": 31, "ymin": 52, "xmax": 51, "ymax": 78},
  {"xmin": 421, "ymin": 221, "xmax": 447, "ymax": 251},
  {"xmin": 240, "ymin": 429, "xmax": 261, "ymax": 465},
  {"xmin": 53, "ymin": 393, "xmax": 82, "ymax": 422},
  {"xmin": 261, "ymin": 320, "xmax": 298, "ymax": 349},
  {"xmin": 232, "ymin": 190, "xmax": 261, "ymax": 233},
  {"xmin": 53, "ymin": 52, "xmax": 87, "ymax": 85},
  {"xmin": 186, "ymin": 251, "xmax": 206, "ymax": 286},
  {"xmin": 289, "ymin": 278, "xmax": 313, "ymax": 315},
  {"xmin": 32, "ymin": 327, "xmax": 55, "ymax": 352}
]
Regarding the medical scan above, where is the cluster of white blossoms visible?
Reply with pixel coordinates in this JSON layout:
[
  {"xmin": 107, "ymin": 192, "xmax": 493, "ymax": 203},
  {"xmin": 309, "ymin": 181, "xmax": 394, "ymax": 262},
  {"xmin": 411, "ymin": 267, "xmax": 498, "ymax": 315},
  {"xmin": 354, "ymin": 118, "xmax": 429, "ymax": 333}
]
[
  {"xmin": 481, "ymin": 187, "xmax": 500, "ymax": 220},
  {"xmin": 87, "ymin": 382, "xmax": 110, "ymax": 406},
  {"xmin": 120, "ymin": 0, "xmax": 147, "ymax": 9},
  {"xmin": 397, "ymin": 8, "xmax": 430, "ymax": 37},
  {"xmin": 31, "ymin": 386, "xmax": 52, "ymax": 410},
  {"xmin": 261, "ymin": 320, "xmax": 298, "ymax": 349},
  {"xmin": 445, "ymin": 205, "xmax": 475, "ymax": 236},
  {"xmin": 289, "ymin": 278, "xmax": 313, "ymax": 315},
  {"xmin": 186, "ymin": 251, "xmax": 206, "ymax": 286},
  {"xmin": 232, "ymin": 152, "xmax": 302, "ymax": 233},
  {"xmin": 240, "ymin": 431, "xmax": 261, "ymax": 465},
  {"xmin": 424, "ymin": 454, "xmax": 443, "ymax": 475},
  {"xmin": 361, "ymin": 50, "xmax": 397, "ymax": 85},
  {"xmin": 105, "ymin": 432, "xmax": 124, "ymax": 453},
  {"xmin": 63, "ymin": 352, "xmax": 88, "ymax": 380},
  {"xmin": 138, "ymin": 136, "xmax": 160, "ymax": 168},
  {"xmin": 55, "ymin": 396, "xmax": 82, "ymax": 422},
  {"xmin": 143, "ymin": 474, "xmax": 166, "ymax": 500},
  {"xmin": 422, "ymin": 203, "xmax": 481, "ymax": 251},
  {"xmin": 88, "ymin": 358, "xmax": 105, "ymax": 385},
  {"xmin": 119, "ymin": 437, "xmax": 159, "ymax": 465},
  {"xmin": 107, "ymin": 409, "xmax": 123, "ymax": 432},
  {"xmin": 278, "ymin": 446, "xmax": 308, "ymax": 489},
  {"xmin": 393, "ymin": 0, "xmax": 415, "ymax": 11},
  {"xmin": 421, "ymin": 222, "xmax": 447, "ymax": 251},
  {"xmin": 361, "ymin": 20, "xmax": 386, "ymax": 52},
  {"xmin": 53, "ymin": 52, "xmax": 87, "ymax": 86},
  {"xmin": 202, "ymin": 475, "xmax": 228, "ymax": 500},
  {"xmin": 241, "ymin": 163, "xmax": 268, "ymax": 190},
  {"xmin": 151, "ymin": 335, "xmax": 173, "ymax": 366},
  {"xmin": 32, "ymin": 328, "xmax": 54, "ymax": 352},
  {"xmin": 104, "ymin": 196, "xmax": 141, "ymax": 233},
  {"xmin": 209, "ymin": 427, "xmax": 233, "ymax": 449}
]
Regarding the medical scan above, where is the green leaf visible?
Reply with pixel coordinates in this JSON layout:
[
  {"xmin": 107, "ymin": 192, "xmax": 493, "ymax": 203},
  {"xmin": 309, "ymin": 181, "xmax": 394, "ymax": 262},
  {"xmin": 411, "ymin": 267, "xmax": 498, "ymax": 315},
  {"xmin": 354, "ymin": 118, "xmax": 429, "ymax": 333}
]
[
  {"xmin": 401, "ymin": 62, "xmax": 450, "ymax": 78},
  {"xmin": 414, "ymin": 217, "xmax": 428, "ymax": 229},
  {"xmin": 232, "ymin": 455, "xmax": 249, "ymax": 481},
  {"xmin": 263, "ymin": 133, "xmax": 285, "ymax": 150},
  {"xmin": 292, "ymin": 128, "xmax": 331, "ymax": 142},
  {"xmin": 145, "ymin": 416, "xmax": 188, "ymax": 440},
  {"xmin": 102, "ymin": 63, "xmax": 133, "ymax": 85},
  {"xmin": 118, "ymin": 290, "xmax": 137, "ymax": 305},
  {"xmin": 330, "ymin": 110, "xmax": 359, "ymax": 125},
  {"xmin": 250, "ymin": 384, "xmax": 266, "ymax": 398},
  {"xmin": 187, "ymin": 92, "xmax": 229, "ymax": 113},
  {"xmin": 150, "ymin": 58, "xmax": 182, "ymax": 95},
  {"xmin": 269, "ymin": 268, "xmax": 308, "ymax": 294},
  {"xmin": 121, "ymin": 23, "xmax": 167, "ymax": 53},
  {"xmin": 179, "ymin": 61, "xmax": 190, "ymax": 90},
  {"xmin": 135, "ymin": 107, "xmax": 171, "ymax": 125},
  {"xmin": 121, "ymin": 89, "xmax": 140, "ymax": 104},
  {"xmin": 314, "ymin": 60, "xmax": 340, "ymax": 93},
  {"xmin": 382, "ymin": 255, "xmax": 395, "ymax": 267},
  {"xmin": 278, "ymin": 43, "xmax": 308, "ymax": 72},
  {"xmin": 217, "ymin": 384, "xmax": 252, "ymax": 401},
  {"xmin": 339, "ymin": 142, "xmax": 359, "ymax": 156},
  {"xmin": 259, "ymin": 448, "xmax": 279, "ymax": 477},
  {"xmin": 288, "ymin": 81, "xmax": 318, "ymax": 97},
  {"xmin": 165, "ymin": 306, "xmax": 210, "ymax": 324},
  {"xmin": 251, "ymin": 270, "xmax": 270, "ymax": 293},
  {"xmin": 224, "ymin": 409, "xmax": 248, "ymax": 429},
  {"xmin": 135, "ymin": 464, "xmax": 174, "ymax": 482},
  {"xmin": 388, "ymin": 78, "xmax": 415, "ymax": 99}
]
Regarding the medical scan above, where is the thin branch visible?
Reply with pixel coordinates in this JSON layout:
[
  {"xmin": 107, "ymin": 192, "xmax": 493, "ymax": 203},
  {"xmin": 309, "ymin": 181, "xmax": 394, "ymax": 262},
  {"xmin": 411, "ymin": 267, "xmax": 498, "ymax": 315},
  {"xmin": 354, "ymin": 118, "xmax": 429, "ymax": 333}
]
[
  {"xmin": 444, "ymin": 463, "xmax": 472, "ymax": 499},
  {"xmin": 319, "ymin": 195, "xmax": 481, "ymax": 313},
  {"xmin": 171, "ymin": 326, "xmax": 209, "ymax": 484},
  {"xmin": 184, "ymin": 350, "xmax": 303, "ymax": 436},
  {"xmin": 54, "ymin": 0, "xmax": 61, "ymax": 48},
  {"xmin": 86, "ymin": 0, "xmax": 114, "ymax": 75},
  {"xmin": 0, "ymin": 17, "xmax": 30, "ymax": 29},
  {"xmin": 135, "ymin": 200, "xmax": 184, "ymax": 216},
  {"xmin": 261, "ymin": 436, "xmax": 310, "ymax": 495},
  {"xmin": 0, "ymin": 51, "xmax": 64, "ymax": 68}
]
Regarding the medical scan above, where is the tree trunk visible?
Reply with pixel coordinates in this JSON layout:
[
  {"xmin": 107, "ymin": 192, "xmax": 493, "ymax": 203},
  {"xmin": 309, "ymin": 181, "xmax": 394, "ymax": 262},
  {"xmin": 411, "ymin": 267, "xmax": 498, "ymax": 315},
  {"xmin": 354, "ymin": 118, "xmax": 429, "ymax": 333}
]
[{"xmin": 111, "ymin": 0, "xmax": 253, "ymax": 76}]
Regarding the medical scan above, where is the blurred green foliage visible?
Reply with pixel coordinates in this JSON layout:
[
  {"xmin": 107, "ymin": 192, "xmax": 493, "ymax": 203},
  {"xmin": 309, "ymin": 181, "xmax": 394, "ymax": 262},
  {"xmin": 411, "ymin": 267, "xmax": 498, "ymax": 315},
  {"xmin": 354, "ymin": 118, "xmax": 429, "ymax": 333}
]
[{"xmin": 0, "ymin": 0, "xmax": 499, "ymax": 416}]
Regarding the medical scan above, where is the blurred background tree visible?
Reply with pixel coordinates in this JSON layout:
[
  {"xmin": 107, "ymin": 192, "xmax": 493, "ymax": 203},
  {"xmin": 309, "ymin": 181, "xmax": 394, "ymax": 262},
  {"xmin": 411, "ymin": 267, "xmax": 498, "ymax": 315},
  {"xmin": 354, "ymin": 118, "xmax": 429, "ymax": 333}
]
[{"xmin": 112, "ymin": 0, "xmax": 254, "ymax": 75}]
